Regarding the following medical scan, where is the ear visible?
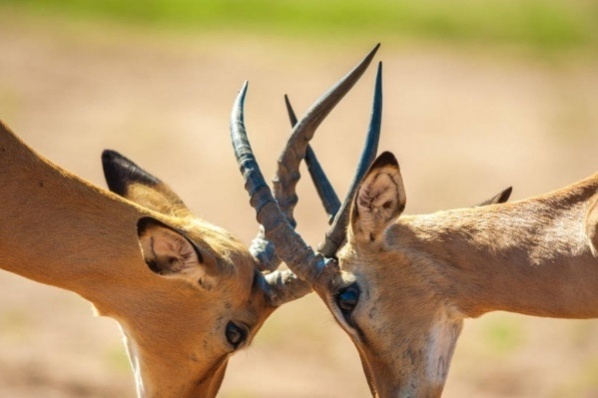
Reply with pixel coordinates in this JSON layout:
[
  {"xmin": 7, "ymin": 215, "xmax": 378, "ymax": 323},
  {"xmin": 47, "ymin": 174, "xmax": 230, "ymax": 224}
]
[
  {"xmin": 102, "ymin": 150, "xmax": 191, "ymax": 217},
  {"xmin": 586, "ymin": 195, "xmax": 598, "ymax": 256},
  {"xmin": 137, "ymin": 217, "xmax": 219, "ymax": 290},
  {"xmin": 350, "ymin": 152, "xmax": 406, "ymax": 244},
  {"xmin": 476, "ymin": 186, "xmax": 513, "ymax": 207}
]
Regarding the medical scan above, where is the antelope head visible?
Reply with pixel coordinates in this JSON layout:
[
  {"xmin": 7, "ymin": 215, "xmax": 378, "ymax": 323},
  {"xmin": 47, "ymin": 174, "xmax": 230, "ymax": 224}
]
[
  {"xmin": 231, "ymin": 49, "xmax": 521, "ymax": 397},
  {"xmin": 99, "ymin": 149, "xmax": 281, "ymax": 397},
  {"xmin": 0, "ymin": 121, "xmax": 289, "ymax": 398},
  {"xmin": 0, "ymin": 42, "xmax": 380, "ymax": 398}
]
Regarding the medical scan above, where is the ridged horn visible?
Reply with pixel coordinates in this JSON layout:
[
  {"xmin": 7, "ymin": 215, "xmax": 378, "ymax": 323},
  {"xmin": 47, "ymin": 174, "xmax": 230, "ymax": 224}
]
[
  {"xmin": 318, "ymin": 61, "xmax": 383, "ymax": 258},
  {"xmin": 284, "ymin": 95, "xmax": 341, "ymax": 222},
  {"xmin": 231, "ymin": 81, "xmax": 330, "ymax": 288},
  {"xmin": 248, "ymin": 44, "xmax": 380, "ymax": 270}
]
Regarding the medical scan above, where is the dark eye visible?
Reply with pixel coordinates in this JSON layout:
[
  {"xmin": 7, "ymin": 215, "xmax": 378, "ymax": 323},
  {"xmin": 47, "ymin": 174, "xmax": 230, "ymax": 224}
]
[
  {"xmin": 336, "ymin": 283, "xmax": 360, "ymax": 317},
  {"xmin": 225, "ymin": 322, "xmax": 247, "ymax": 349}
]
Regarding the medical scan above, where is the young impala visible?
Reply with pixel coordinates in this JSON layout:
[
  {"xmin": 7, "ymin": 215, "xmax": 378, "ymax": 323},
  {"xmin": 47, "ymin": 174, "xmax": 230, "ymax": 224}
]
[
  {"xmin": 0, "ymin": 45, "xmax": 383, "ymax": 397},
  {"xmin": 231, "ymin": 56, "xmax": 598, "ymax": 397}
]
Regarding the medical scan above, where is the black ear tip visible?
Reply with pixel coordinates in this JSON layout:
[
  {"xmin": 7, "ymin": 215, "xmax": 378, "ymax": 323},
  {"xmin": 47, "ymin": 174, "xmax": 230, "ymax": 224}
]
[
  {"xmin": 102, "ymin": 149, "xmax": 132, "ymax": 167},
  {"xmin": 102, "ymin": 149, "xmax": 119, "ymax": 160},
  {"xmin": 371, "ymin": 151, "xmax": 398, "ymax": 169},
  {"xmin": 101, "ymin": 149, "xmax": 132, "ymax": 175},
  {"xmin": 102, "ymin": 150, "xmax": 129, "ymax": 196},
  {"xmin": 499, "ymin": 186, "xmax": 513, "ymax": 203},
  {"xmin": 101, "ymin": 149, "xmax": 160, "ymax": 196}
]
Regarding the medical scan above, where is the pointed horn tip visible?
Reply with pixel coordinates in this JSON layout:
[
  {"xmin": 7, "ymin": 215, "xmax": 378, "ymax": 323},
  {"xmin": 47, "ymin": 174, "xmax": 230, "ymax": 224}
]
[
  {"xmin": 364, "ymin": 43, "xmax": 381, "ymax": 63},
  {"xmin": 374, "ymin": 62, "xmax": 383, "ymax": 92},
  {"xmin": 240, "ymin": 80, "xmax": 249, "ymax": 94},
  {"xmin": 233, "ymin": 81, "xmax": 250, "ymax": 114},
  {"xmin": 234, "ymin": 80, "xmax": 249, "ymax": 100},
  {"xmin": 371, "ymin": 62, "xmax": 383, "ymax": 91}
]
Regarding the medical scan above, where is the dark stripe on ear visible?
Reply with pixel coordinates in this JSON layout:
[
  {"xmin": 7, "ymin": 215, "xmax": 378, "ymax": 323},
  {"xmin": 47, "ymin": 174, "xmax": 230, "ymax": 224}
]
[
  {"xmin": 102, "ymin": 150, "xmax": 160, "ymax": 196},
  {"xmin": 136, "ymin": 216, "xmax": 158, "ymax": 236}
]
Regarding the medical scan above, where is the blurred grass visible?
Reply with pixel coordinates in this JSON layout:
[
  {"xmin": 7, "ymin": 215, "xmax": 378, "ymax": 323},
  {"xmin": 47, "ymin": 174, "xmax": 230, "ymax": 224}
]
[
  {"xmin": 1, "ymin": 0, "xmax": 597, "ymax": 52},
  {"xmin": 0, "ymin": 310, "xmax": 32, "ymax": 343},
  {"xmin": 103, "ymin": 345, "xmax": 133, "ymax": 375},
  {"xmin": 553, "ymin": 357, "xmax": 598, "ymax": 397},
  {"xmin": 480, "ymin": 315, "xmax": 525, "ymax": 356}
]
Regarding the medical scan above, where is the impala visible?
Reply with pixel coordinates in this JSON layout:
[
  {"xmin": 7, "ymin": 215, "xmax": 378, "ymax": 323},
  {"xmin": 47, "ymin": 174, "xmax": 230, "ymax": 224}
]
[
  {"xmin": 0, "ymin": 44, "xmax": 382, "ymax": 397},
  {"xmin": 231, "ymin": 55, "xmax": 598, "ymax": 397}
]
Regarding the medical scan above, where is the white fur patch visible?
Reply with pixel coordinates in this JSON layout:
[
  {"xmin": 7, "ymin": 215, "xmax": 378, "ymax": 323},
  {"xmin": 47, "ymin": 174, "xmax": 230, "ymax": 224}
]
[
  {"xmin": 121, "ymin": 329, "xmax": 145, "ymax": 397},
  {"xmin": 424, "ymin": 313, "xmax": 462, "ymax": 388}
]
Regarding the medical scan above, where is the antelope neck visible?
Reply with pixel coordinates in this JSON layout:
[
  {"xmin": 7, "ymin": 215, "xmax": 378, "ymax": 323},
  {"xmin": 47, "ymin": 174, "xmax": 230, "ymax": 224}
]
[
  {"xmin": 0, "ymin": 123, "xmax": 150, "ymax": 304},
  {"xmin": 400, "ymin": 173, "xmax": 598, "ymax": 319}
]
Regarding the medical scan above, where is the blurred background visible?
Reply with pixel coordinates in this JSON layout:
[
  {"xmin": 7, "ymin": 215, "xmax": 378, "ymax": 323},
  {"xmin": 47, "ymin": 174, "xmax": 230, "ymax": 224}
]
[{"xmin": 0, "ymin": 1, "xmax": 597, "ymax": 397}]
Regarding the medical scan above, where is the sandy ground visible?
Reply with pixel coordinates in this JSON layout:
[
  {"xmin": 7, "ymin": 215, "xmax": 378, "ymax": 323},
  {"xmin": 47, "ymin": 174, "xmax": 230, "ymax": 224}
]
[{"xmin": 0, "ymin": 9, "xmax": 597, "ymax": 398}]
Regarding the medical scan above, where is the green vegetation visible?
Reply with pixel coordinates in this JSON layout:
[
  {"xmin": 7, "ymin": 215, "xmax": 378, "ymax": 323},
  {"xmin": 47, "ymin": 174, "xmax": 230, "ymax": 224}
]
[
  {"xmin": 1, "ymin": 0, "xmax": 597, "ymax": 51},
  {"xmin": 480, "ymin": 314, "xmax": 525, "ymax": 356},
  {"xmin": 104, "ymin": 345, "xmax": 133, "ymax": 374}
]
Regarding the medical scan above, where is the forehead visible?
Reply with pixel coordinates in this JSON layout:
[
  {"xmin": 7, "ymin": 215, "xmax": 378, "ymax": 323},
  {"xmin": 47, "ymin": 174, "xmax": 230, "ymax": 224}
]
[
  {"xmin": 171, "ymin": 218, "xmax": 275, "ymax": 325},
  {"xmin": 182, "ymin": 218, "xmax": 258, "ymax": 291},
  {"xmin": 337, "ymin": 240, "xmax": 436, "ymax": 303},
  {"xmin": 337, "ymin": 240, "xmax": 399, "ymax": 274}
]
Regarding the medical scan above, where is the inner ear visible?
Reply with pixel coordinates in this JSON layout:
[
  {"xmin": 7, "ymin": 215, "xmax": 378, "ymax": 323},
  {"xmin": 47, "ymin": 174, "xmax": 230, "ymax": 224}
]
[
  {"xmin": 350, "ymin": 152, "xmax": 406, "ymax": 243},
  {"xmin": 137, "ymin": 217, "xmax": 219, "ymax": 290}
]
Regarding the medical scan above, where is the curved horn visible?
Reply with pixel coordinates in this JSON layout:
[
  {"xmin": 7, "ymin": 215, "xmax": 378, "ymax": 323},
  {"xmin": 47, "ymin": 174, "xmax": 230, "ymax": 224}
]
[
  {"xmin": 319, "ymin": 61, "xmax": 383, "ymax": 258},
  {"xmin": 231, "ymin": 82, "xmax": 330, "ymax": 289},
  {"xmin": 249, "ymin": 44, "xmax": 380, "ymax": 271},
  {"xmin": 285, "ymin": 95, "xmax": 341, "ymax": 223}
]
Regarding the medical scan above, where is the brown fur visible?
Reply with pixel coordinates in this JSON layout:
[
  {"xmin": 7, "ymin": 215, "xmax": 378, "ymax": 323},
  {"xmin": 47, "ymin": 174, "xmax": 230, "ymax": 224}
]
[
  {"xmin": 307, "ymin": 151, "xmax": 598, "ymax": 397},
  {"xmin": 0, "ymin": 120, "xmax": 278, "ymax": 398}
]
